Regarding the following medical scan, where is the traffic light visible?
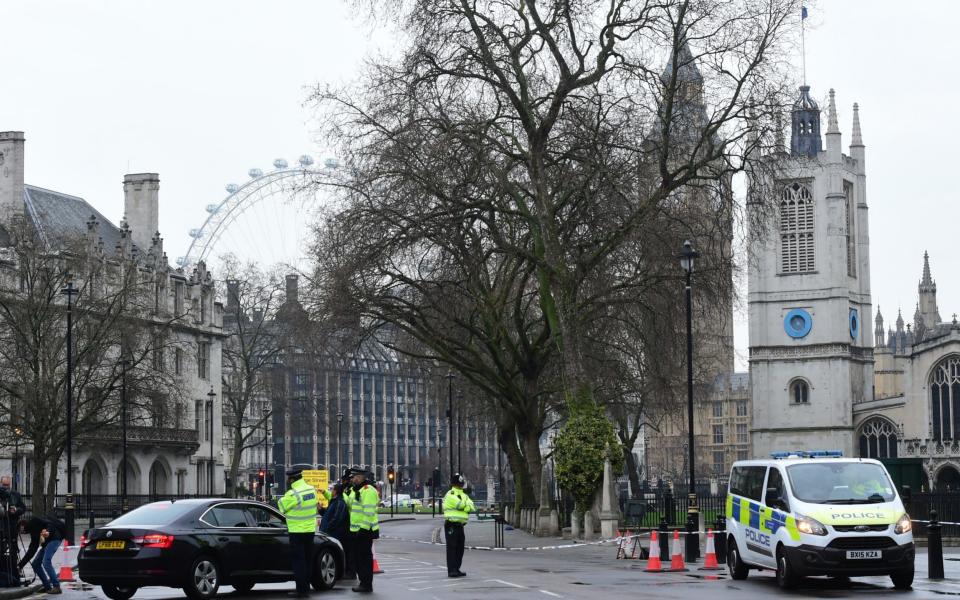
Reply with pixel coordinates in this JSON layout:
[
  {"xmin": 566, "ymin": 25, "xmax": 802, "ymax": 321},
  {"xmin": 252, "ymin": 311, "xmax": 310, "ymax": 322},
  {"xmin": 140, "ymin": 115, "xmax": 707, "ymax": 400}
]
[
  {"xmin": 387, "ymin": 466, "xmax": 395, "ymax": 484},
  {"xmin": 258, "ymin": 469, "xmax": 265, "ymax": 479}
]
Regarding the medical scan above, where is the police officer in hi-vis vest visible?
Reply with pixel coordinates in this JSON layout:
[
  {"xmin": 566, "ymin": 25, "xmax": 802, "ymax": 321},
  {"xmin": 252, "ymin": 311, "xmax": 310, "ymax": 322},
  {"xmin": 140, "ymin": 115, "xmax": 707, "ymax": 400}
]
[
  {"xmin": 343, "ymin": 468, "xmax": 379, "ymax": 594},
  {"xmin": 277, "ymin": 467, "xmax": 319, "ymax": 598},
  {"xmin": 442, "ymin": 473, "xmax": 475, "ymax": 577}
]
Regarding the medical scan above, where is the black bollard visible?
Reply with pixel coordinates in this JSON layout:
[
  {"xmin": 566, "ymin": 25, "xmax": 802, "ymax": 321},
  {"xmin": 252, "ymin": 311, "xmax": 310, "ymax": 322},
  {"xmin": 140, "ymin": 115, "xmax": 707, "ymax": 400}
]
[
  {"xmin": 658, "ymin": 518, "xmax": 669, "ymax": 559},
  {"xmin": 714, "ymin": 514, "xmax": 727, "ymax": 564},
  {"xmin": 929, "ymin": 509, "xmax": 944, "ymax": 580},
  {"xmin": 88, "ymin": 511, "xmax": 95, "ymax": 532},
  {"xmin": 685, "ymin": 512, "xmax": 698, "ymax": 563}
]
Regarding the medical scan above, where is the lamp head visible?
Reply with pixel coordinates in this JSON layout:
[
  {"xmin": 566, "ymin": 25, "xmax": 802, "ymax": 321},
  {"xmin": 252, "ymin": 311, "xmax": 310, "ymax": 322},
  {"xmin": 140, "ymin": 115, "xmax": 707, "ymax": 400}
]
[{"xmin": 677, "ymin": 240, "xmax": 699, "ymax": 273}]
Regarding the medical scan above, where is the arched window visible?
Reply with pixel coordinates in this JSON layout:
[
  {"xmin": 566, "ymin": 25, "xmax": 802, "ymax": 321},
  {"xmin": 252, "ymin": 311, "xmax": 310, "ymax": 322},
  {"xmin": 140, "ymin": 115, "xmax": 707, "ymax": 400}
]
[
  {"xmin": 789, "ymin": 379, "xmax": 809, "ymax": 404},
  {"xmin": 858, "ymin": 418, "xmax": 899, "ymax": 459},
  {"xmin": 780, "ymin": 183, "xmax": 815, "ymax": 273},
  {"xmin": 930, "ymin": 356, "xmax": 960, "ymax": 441}
]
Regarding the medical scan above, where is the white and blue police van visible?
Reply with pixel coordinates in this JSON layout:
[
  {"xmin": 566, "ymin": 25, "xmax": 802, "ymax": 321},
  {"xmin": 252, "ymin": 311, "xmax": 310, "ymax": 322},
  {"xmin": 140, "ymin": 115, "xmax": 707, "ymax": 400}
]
[{"xmin": 726, "ymin": 451, "xmax": 915, "ymax": 589}]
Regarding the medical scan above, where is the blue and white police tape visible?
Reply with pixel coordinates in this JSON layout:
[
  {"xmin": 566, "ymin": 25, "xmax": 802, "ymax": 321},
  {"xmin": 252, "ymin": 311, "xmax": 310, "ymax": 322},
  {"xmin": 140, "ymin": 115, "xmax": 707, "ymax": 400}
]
[{"xmin": 380, "ymin": 529, "xmax": 726, "ymax": 552}]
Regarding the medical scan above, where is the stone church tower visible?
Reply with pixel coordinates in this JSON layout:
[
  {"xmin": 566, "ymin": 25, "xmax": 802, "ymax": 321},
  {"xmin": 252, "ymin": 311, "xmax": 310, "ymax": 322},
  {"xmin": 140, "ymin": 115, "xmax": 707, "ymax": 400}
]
[{"xmin": 747, "ymin": 86, "xmax": 874, "ymax": 457}]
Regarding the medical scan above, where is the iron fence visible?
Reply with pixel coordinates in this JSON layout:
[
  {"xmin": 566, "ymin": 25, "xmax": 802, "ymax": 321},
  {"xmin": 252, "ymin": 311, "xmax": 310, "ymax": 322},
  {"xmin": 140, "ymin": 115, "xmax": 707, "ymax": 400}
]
[{"xmin": 21, "ymin": 494, "xmax": 217, "ymax": 519}]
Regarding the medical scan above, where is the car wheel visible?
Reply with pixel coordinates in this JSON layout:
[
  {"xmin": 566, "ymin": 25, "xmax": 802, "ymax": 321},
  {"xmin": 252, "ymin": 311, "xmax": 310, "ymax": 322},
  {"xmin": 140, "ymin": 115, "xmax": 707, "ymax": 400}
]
[
  {"xmin": 727, "ymin": 538, "xmax": 749, "ymax": 580},
  {"xmin": 102, "ymin": 585, "xmax": 138, "ymax": 600},
  {"xmin": 185, "ymin": 555, "xmax": 221, "ymax": 600},
  {"xmin": 230, "ymin": 579, "xmax": 255, "ymax": 594},
  {"xmin": 775, "ymin": 546, "xmax": 799, "ymax": 590},
  {"xmin": 891, "ymin": 567, "xmax": 914, "ymax": 590},
  {"xmin": 311, "ymin": 547, "xmax": 338, "ymax": 591}
]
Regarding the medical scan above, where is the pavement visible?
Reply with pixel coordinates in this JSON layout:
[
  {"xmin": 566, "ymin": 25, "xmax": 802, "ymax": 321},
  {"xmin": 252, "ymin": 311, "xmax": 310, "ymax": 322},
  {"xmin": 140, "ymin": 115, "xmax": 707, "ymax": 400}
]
[{"xmin": 30, "ymin": 515, "xmax": 960, "ymax": 600}]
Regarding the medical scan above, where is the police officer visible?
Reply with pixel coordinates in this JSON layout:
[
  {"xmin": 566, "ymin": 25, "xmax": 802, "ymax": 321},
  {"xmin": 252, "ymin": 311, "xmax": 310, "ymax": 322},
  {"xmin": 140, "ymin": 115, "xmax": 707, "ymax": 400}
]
[
  {"xmin": 442, "ymin": 473, "xmax": 475, "ymax": 577},
  {"xmin": 343, "ymin": 468, "xmax": 379, "ymax": 594},
  {"xmin": 277, "ymin": 467, "xmax": 319, "ymax": 598}
]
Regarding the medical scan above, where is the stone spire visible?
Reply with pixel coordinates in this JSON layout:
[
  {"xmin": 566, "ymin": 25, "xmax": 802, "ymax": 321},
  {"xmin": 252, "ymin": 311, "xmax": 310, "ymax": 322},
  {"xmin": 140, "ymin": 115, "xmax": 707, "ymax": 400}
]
[
  {"xmin": 896, "ymin": 308, "xmax": 904, "ymax": 332},
  {"xmin": 875, "ymin": 306, "xmax": 885, "ymax": 348},
  {"xmin": 827, "ymin": 89, "xmax": 840, "ymax": 134},
  {"xmin": 918, "ymin": 251, "xmax": 941, "ymax": 326},
  {"xmin": 851, "ymin": 103, "xmax": 863, "ymax": 146}
]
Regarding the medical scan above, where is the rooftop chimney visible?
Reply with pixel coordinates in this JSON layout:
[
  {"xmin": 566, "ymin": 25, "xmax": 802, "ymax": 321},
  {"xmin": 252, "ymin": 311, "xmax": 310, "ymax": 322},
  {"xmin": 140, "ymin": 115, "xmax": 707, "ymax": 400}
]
[
  {"xmin": 285, "ymin": 274, "xmax": 299, "ymax": 305},
  {"xmin": 0, "ymin": 132, "xmax": 26, "ymax": 224},
  {"xmin": 123, "ymin": 173, "xmax": 160, "ymax": 251}
]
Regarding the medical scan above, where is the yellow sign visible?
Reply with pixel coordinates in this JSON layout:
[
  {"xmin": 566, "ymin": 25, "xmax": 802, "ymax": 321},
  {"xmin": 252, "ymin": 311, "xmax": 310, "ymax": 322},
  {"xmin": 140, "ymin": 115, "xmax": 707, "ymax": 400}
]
[{"xmin": 302, "ymin": 470, "xmax": 330, "ymax": 507}]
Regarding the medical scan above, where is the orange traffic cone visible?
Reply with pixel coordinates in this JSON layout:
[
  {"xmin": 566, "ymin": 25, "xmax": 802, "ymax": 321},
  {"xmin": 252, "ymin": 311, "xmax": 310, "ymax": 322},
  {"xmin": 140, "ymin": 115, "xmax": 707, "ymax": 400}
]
[
  {"xmin": 699, "ymin": 529, "xmax": 723, "ymax": 571},
  {"xmin": 668, "ymin": 530, "xmax": 687, "ymax": 572},
  {"xmin": 372, "ymin": 542, "xmax": 384, "ymax": 574},
  {"xmin": 57, "ymin": 540, "xmax": 75, "ymax": 582},
  {"xmin": 643, "ymin": 530, "xmax": 663, "ymax": 572}
]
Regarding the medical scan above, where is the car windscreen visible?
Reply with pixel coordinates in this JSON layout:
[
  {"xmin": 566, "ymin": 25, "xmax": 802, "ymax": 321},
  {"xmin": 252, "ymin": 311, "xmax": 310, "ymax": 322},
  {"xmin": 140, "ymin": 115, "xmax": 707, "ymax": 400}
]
[
  {"xmin": 786, "ymin": 462, "xmax": 895, "ymax": 504},
  {"xmin": 106, "ymin": 502, "xmax": 197, "ymax": 527}
]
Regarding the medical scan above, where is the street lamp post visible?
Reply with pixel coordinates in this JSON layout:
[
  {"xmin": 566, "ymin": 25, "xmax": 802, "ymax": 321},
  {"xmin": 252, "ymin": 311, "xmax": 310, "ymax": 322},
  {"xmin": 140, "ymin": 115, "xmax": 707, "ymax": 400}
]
[
  {"xmin": 678, "ymin": 240, "xmax": 700, "ymax": 561},
  {"xmin": 445, "ymin": 370, "xmax": 454, "ymax": 481},
  {"xmin": 456, "ymin": 390, "xmax": 463, "ymax": 474},
  {"xmin": 12, "ymin": 427, "xmax": 21, "ymax": 493},
  {"xmin": 120, "ymin": 357, "xmax": 131, "ymax": 513},
  {"xmin": 207, "ymin": 388, "xmax": 217, "ymax": 496},
  {"xmin": 336, "ymin": 411, "xmax": 344, "ymax": 471},
  {"xmin": 62, "ymin": 276, "xmax": 79, "ymax": 544}
]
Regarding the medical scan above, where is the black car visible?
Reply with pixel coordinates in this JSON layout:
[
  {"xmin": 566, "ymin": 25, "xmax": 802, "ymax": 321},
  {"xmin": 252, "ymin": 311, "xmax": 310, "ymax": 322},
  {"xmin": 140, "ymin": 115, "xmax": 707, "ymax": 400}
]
[{"xmin": 78, "ymin": 499, "xmax": 343, "ymax": 600}]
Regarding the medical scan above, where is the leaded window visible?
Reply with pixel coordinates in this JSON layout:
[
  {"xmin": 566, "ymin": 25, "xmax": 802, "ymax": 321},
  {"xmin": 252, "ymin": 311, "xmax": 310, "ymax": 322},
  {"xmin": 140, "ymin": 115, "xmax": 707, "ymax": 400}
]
[
  {"xmin": 858, "ymin": 418, "xmax": 898, "ymax": 459},
  {"xmin": 930, "ymin": 356, "xmax": 960, "ymax": 441},
  {"xmin": 844, "ymin": 180, "xmax": 856, "ymax": 277},
  {"xmin": 790, "ymin": 379, "xmax": 810, "ymax": 404},
  {"xmin": 780, "ymin": 182, "xmax": 815, "ymax": 273}
]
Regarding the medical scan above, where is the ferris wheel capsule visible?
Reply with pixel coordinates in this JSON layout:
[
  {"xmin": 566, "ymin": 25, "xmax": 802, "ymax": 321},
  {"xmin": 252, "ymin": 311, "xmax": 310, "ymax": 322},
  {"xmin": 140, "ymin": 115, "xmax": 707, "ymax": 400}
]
[
  {"xmin": 273, "ymin": 158, "xmax": 289, "ymax": 170},
  {"xmin": 225, "ymin": 183, "xmax": 239, "ymax": 194},
  {"xmin": 205, "ymin": 204, "xmax": 220, "ymax": 213},
  {"xmin": 176, "ymin": 256, "xmax": 187, "ymax": 266},
  {"xmin": 298, "ymin": 155, "xmax": 314, "ymax": 167},
  {"xmin": 189, "ymin": 228, "xmax": 203, "ymax": 238},
  {"xmin": 324, "ymin": 158, "xmax": 340, "ymax": 169},
  {"xmin": 248, "ymin": 168, "xmax": 263, "ymax": 179}
]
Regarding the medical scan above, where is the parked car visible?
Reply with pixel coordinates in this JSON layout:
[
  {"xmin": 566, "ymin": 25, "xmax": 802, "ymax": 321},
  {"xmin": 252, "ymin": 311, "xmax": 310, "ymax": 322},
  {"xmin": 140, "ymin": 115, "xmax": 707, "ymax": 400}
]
[{"xmin": 78, "ymin": 499, "xmax": 343, "ymax": 600}]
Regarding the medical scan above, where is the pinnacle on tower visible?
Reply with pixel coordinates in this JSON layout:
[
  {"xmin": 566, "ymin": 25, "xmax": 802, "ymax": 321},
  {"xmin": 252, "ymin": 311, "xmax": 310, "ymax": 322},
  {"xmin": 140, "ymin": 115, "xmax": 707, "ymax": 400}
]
[
  {"xmin": 851, "ymin": 102, "xmax": 863, "ymax": 146},
  {"xmin": 875, "ymin": 305, "xmax": 883, "ymax": 325},
  {"xmin": 826, "ymin": 89, "xmax": 840, "ymax": 134},
  {"xmin": 921, "ymin": 250, "xmax": 934, "ymax": 288},
  {"xmin": 896, "ymin": 308, "xmax": 904, "ymax": 332}
]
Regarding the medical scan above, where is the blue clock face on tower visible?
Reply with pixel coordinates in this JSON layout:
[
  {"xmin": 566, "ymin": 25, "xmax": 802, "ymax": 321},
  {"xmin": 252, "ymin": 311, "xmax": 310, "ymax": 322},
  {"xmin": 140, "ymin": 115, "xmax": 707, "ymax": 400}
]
[
  {"xmin": 849, "ymin": 308, "xmax": 859, "ymax": 339},
  {"xmin": 784, "ymin": 309, "xmax": 812, "ymax": 338}
]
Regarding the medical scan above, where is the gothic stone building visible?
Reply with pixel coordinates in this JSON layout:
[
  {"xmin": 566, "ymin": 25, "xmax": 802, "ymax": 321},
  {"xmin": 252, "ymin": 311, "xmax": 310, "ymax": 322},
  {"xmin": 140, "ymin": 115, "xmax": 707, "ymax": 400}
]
[{"xmin": 0, "ymin": 130, "xmax": 225, "ymax": 499}]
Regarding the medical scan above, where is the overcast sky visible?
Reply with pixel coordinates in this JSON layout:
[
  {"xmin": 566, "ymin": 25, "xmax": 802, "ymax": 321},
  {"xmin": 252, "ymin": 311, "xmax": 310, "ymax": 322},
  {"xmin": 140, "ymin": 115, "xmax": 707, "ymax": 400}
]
[{"xmin": 4, "ymin": 1, "xmax": 958, "ymax": 370}]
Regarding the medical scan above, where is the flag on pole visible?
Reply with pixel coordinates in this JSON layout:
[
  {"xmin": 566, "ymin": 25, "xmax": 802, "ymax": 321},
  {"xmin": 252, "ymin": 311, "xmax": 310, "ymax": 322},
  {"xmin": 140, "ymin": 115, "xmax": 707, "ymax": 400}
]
[{"xmin": 801, "ymin": 6, "xmax": 808, "ymax": 19}]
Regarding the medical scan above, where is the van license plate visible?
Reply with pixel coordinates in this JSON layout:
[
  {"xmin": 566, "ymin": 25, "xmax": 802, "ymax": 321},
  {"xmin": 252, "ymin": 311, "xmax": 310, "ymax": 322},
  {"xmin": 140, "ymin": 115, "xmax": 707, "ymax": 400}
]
[{"xmin": 846, "ymin": 550, "xmax": 881, "ymax": 559}]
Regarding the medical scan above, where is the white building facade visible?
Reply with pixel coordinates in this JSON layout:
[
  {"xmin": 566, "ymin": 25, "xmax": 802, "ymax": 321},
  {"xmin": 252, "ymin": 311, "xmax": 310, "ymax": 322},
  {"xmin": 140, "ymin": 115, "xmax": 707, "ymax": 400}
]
[{"xmin": 748, "ymin": 87, "xmax": 874, "ymax": 458}]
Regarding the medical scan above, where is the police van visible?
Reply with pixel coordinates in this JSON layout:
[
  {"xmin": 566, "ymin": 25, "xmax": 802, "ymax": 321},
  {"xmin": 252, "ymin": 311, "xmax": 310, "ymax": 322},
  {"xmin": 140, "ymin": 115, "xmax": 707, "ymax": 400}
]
[{"xmin": 726, "ymin": 451, "xmax": 915, "ymax": 590}]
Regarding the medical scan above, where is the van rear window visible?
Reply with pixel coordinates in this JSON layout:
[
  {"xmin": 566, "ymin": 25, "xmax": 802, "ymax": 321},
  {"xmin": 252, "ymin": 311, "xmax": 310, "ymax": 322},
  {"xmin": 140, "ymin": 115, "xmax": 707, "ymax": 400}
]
[{"xmin": 730, "ymin": 466, "xmax": 767, "ymax": 501}]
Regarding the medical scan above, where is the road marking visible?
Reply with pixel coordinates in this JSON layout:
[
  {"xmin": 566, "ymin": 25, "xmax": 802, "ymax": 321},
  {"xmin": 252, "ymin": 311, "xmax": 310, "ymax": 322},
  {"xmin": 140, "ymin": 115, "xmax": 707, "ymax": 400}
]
[
  {"xmin": 540, "ymin": 590, "xmax": 563, "ymax": 598},
  {"xmin": 409, "ymin": 582, "xmax": 465, "ymax": 591},
  {"xmin": 487, "ymin": 579, "xmax": 526, "ymax": 589}
]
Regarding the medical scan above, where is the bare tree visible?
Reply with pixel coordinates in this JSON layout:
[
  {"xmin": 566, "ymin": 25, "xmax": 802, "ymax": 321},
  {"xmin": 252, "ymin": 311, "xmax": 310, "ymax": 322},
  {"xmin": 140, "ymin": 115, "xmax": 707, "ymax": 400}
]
[
  {"xmin": 219, "ymin": 257, "xmax": 288, "ymax": 497},
  {"xmin": 0, "ymin": 219, "xmax": 189, "ymax": 513}
]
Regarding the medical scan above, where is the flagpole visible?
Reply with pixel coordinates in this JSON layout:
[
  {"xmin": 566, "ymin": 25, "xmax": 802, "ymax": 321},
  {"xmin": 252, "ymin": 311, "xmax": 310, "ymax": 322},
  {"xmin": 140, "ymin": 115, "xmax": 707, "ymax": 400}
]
[{"xmin": 801, "ymin": 6, "xmax": 807, "ymax": 86}]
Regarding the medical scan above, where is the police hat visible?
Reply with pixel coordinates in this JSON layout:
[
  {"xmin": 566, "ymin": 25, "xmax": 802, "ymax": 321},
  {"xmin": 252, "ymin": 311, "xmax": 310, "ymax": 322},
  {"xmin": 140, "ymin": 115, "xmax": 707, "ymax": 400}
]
[
  {"xmin": 451, "ymin": 473, "xmax": 465, "ymax": 486},
  {"xmin": 285, "ymin": 466, "xmax": 304, "ymax": 478}
]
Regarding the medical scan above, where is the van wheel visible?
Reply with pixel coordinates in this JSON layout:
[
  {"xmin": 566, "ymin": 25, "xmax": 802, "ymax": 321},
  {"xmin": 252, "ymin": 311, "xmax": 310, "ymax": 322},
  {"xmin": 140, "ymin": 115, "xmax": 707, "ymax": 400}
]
[
  {"xmin": 891, "ymin": 567, "xmax": 914, "ymax": 590},
  {"xmin": 727, "ymin": 538, "xmax": 749, "ymax": 580},
  {"xmin": 775, "ymin": 546, "xmax": 799, "ymax": 590}
]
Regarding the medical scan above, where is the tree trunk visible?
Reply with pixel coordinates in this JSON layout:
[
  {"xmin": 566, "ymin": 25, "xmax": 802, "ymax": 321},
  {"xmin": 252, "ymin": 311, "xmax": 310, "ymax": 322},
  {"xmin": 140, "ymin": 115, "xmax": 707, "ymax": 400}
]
[
  {"xmin": 227, "ymin": 434, "xmax": 245, "ymax": 499},
  {"xmin": 45, "ymin": 458, "xmax": 58, "ymax": 514},
  {"xmin": 30, "ymin": 447, "xmax": 49, "ymax": 515},
  {"xmin": 623, "ymin": 445, "xmax": 642, "ymax": 499},
  {"xmin": 520, "ymin": 427, "xmax": 543, "ymax": 507},
  {"xmin": 500, "ymin": 427, "xmax": 535, "ymax": 517}
]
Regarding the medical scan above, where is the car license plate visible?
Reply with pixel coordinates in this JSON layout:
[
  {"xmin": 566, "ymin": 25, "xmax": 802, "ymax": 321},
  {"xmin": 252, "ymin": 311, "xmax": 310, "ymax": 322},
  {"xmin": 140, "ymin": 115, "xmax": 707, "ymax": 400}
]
[
  {"xmin": 96, "ymin": 540, "xmax": 126, "ymax": 550},
  {"xmin": 846, "ymin": 550, "xmax": 881, "ymax": 559}
]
